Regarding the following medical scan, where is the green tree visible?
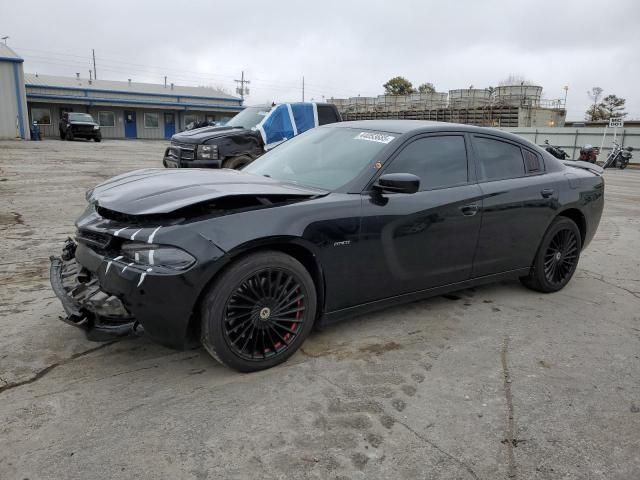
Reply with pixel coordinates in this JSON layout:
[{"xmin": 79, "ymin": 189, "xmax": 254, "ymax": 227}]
[
  {"xmin": 417, "ymin": 82, "xmax": 436, "ymax": 94},
  {"xmin": 383, "ymin": 76, "xmax": 415, "ymax": 96},
  {"xmin": 585, "ymin": 87, "xmax": 605, "ymax": 121},
  {"xmin": 599, "ymin": 94, "xmax": 628, "ymax": 119}
]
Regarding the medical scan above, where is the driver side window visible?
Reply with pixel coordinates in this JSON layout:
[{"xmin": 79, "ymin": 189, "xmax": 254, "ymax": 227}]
[{"xmin": 384, "ymin": 135, "xmax": 469, "ymax": 191}]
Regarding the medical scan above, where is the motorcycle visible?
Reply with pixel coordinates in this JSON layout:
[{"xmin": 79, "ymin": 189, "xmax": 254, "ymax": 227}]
[
  {"xmin": 602, "ymin": 142, "xmax": 633, "ymax": 169},
  {"xmin": 543, "ymin": 140, "xmax": 570, "ymax": 160},
  {"xmin": 578, "ymin": 144, "xmax": 599, "ymax": 164}
]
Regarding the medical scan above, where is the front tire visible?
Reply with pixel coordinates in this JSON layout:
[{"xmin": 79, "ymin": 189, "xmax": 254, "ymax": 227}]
[
  {"xmin": 520, "ymin": 217, "xmax": 582, "ymax": 293},
  {"xmin": 200, "ymin": 251, "xmax": 317, "ymax": 372},
  {"xmin": 65, "ymin": 129, "xmax": 74, "ymax": 141},
  {"xmin": 223, "ymin": 155, "xmax": 252, "ymax": 170}
]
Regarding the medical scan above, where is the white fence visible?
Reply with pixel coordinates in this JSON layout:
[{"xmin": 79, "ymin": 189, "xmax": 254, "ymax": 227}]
[{"xmin": 501, "ymin": 127, "xmax": 640, "ymax": 164}]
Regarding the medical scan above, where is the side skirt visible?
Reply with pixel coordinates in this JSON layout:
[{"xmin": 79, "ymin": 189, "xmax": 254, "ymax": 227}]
[{"xmin": 318, "ymin": 268, "xmax": 530, "ymax": 327}]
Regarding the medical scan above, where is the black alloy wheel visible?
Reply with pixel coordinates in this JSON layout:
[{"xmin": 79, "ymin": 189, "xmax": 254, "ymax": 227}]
[
  {"xmin": 543, "ymin": 228, "xmax": 579, "ymax": 286},
  {"xmin": 223, "ymin": 268, "xmax": 306, "ymax": 361},
  {"xmin": 521, "ymin": 217, "xmax": 582, "ymax": 293},
  {"xmin": 200, "ymin": 251, "xmax": 317, "ymax": 372}
]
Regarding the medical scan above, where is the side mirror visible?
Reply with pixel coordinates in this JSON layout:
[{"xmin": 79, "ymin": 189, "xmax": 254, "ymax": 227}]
[{"xmin": 373, "ymin": 173, "xmax": 420, "ymax": 194}]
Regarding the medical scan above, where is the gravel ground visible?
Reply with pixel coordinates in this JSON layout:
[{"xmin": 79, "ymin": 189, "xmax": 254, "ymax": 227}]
[{"xmin": 1, "ymin": 138, "xmax": 639, "ymax": 480}]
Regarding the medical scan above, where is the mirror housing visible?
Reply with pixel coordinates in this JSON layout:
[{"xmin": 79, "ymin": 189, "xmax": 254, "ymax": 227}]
[{"xmin": 373, "ymin": 173, "xmax": 420, "ymax": 194}]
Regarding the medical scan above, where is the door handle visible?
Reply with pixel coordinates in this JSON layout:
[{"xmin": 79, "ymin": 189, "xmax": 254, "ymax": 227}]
[
  {"xmin": 460, "ymin": 203, "xmax": 479, "ymax": 216},
  {"xmin": 541, "ymin": 188, "xmax": 554, "ymax": 198}
]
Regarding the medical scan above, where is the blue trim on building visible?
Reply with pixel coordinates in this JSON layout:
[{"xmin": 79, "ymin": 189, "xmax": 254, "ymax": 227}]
[
  {"xmin": 25, "ymin": 83, "xmax": 242, "ymax": 104},
  {"xmin": 0, "ymin": 56, "xmax": 24, "ymax": 63},
  {"xmin": 12, "ymin": 63, "xmax": 26, "ymax": 139},
  {"xmin": 26, "ymin": 93, "xmax": 245, "ymax": 111}
]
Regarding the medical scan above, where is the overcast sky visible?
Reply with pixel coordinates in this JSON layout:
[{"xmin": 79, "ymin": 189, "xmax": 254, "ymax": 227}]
[{"xmin": 2, "ymin": 0, "xmax": 639, "ymax": 120}]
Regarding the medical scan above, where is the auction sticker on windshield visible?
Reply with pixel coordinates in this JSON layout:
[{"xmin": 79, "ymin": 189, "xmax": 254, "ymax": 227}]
[{"xmin": 354, "ymin": 132, "xmax": 395, "ymax": 144}]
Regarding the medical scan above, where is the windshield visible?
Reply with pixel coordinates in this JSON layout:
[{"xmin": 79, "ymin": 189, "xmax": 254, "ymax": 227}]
[
  {"xmin": 243, "ymin": 127, "xmax": 396, "ymax": 191},
  {"xmin": 69, "ymin": 113, "xmax": 96, "ymax": 123},
  {"xmin": 226, "ymin": 106, "xmax": 271, "ymax": 129}
]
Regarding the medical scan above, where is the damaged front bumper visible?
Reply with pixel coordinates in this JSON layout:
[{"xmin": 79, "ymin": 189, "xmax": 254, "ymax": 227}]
[{"xmin": 49, "ymin": 239, "xmax": 140, "ymax": 341}]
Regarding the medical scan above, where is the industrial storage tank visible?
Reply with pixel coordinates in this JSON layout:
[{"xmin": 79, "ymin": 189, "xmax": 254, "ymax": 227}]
[
  {"xmin": 494, "ymin": 85, "xmax": 542, "ymax": 107},
  {"xmin": 448, "ymin": 89, "xmax": 492, "ymax": 108},
  {"xmin": 404, "ymin": 92, "xmax": 447, "ymax": 109}
]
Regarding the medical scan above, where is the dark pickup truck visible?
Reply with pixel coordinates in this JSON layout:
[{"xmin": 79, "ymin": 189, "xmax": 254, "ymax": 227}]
[
  {"xmin": 163, "ymin": 102, "xmax": 341, "ymax": 169},
  {"xmin": 59, "ymin": 112, "xmax": 102, "ymax": 142}
]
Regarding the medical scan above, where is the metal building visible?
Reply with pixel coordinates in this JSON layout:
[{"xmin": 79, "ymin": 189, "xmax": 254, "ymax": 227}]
[
  {"xmin": 24, "ymin": 73, "xmax": 244, "ymax": 139},
  {"xmin": 0, "ymin": 44, "xmax": 29, "ymax": 140}
]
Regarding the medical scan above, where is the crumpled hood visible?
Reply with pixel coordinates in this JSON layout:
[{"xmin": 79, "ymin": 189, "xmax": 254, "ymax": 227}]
[
  {"xmin": 87, "ymin": 168, "xmax": 326, "ymax": 215},
  {"xmin": 171, "ymin": 126, "xmax": 249, "ymax": 144}
]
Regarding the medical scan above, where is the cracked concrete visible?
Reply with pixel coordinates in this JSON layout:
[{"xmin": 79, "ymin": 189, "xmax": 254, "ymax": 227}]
[{"xmin": 1, "ymin": 139, "xmax": 640, "ymax": 479}]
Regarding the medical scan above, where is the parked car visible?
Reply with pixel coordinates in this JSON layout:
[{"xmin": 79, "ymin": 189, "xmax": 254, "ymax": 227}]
[
  {"xmin": 51, "ymin": 121, "xmax": 604, "ymax": 372},
  {"xmin": 59, "ymin": 112, "xmax": 102, "ymax": 142},
  {"xmin": 162, "ymin": 102, "xmax": 341, "ymax": 169}
]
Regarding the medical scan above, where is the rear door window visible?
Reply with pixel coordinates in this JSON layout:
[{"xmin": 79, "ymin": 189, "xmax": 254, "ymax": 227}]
[
  {"xmin": 473, "ymin": 136, "xmax": 525, "ymax": 182},
  {"xmin": 384, "ymin": 135, "xmax": 468, "ymax": 191}
]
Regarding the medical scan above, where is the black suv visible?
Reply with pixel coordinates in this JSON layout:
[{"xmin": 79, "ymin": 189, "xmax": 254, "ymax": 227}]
[
  {"xmin": 163, "ymin": 103, "xmax": 341, "ymax": 169},
  {"xmin": 59, "ymin": 112, "xmax": 102, "ymax": 142}
]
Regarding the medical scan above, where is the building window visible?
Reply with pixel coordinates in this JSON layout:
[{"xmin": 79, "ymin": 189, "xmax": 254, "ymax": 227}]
[
  {"xmin": 31, "ymin": 107, "xmax": 51, "ymax": 125},
  {"xmin": 205, "ymin": 114, "xmax": 216, "ymax": 123},
  {"xmin": 144, "ymin": 112, "xmax": 160, "ymax": 128},
  {"xmin": 98, "ymin": 111, "xmax": 116, "ymax": 127},
  {"xmin": 184, "ymin": 114, "xmax": 198, "ymax": 127}
]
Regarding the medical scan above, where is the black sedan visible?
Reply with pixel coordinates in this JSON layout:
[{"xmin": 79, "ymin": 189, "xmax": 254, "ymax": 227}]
[{"xmin": 50, "ymin": 121, "xmax": 604, "ymax": 372}]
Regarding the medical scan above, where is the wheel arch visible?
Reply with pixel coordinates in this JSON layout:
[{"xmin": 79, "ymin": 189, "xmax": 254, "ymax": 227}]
[
  {"xmin": 186, "ymin": 237, "xmax": 326, "ymax": 341},
  {"xmin": 556, "ymin": 208, "xmax": 587, "ymax": 248}
]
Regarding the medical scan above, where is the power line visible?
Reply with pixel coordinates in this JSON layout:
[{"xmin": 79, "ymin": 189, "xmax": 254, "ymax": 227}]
[{"xmin": 16, "ymin": 45, "xmax": 380, "ymax": 100}]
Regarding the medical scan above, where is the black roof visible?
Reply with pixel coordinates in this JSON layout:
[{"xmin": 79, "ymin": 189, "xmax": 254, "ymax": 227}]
[{"xmin": 328, "ymin": 120, "xmax": 537, "ymax": 146}]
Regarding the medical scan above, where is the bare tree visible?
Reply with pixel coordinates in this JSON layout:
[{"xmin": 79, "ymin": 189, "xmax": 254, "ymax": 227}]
[
  {"xmin": 585, "ymin": 87, "xmax": 605, "ymax": 121},
  {"xmin": 499, "ymin": 75, "xmax": 533, "ymax": 86}
]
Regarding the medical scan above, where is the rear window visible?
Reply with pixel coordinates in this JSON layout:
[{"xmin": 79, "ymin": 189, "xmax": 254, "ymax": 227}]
[
  {"xmin": 68, "ymin": 113, "xmax": 96, "ymax": 122},
  {"xmin": 317, "ymin": 105, "xmax": 339, "ymax": 125}
]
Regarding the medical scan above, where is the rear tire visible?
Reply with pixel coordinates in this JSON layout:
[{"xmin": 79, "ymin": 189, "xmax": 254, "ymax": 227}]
[
  {"xmin": 200, "ymin": 251, "xmax": 317, "ymax": 372},
  {"xmin": 520, "ymin": 217, "xmax": 582, "ymax": 293},
  {"xmin": 223, "ymin": 155, "xmax": 252, "ymax": 170}
]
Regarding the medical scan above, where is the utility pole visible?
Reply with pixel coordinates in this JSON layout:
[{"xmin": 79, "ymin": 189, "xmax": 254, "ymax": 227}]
[
  {"xmin": 302, "ymin": 76, "xmax": 305, "ymax": 102},
  {"xmin": 92, "ymin": 49, "xmax": 97, "ymax": 80},
  {"xmin": 234, "ymin": 71, "xmax": 250, "ymax": 102}
]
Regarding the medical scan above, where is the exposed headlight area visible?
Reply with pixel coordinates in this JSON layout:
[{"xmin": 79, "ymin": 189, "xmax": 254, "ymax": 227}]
[
  {"xmin": 93, "ymin": 125, "xmax": 100, "ymax": 130},
  {"xmin": 120, "ymin": 241, "xmax": 196, "ymax": 271},
  {"xmin": 196, "ymin": 144, "xmax": 218, "ymax": 160}
]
